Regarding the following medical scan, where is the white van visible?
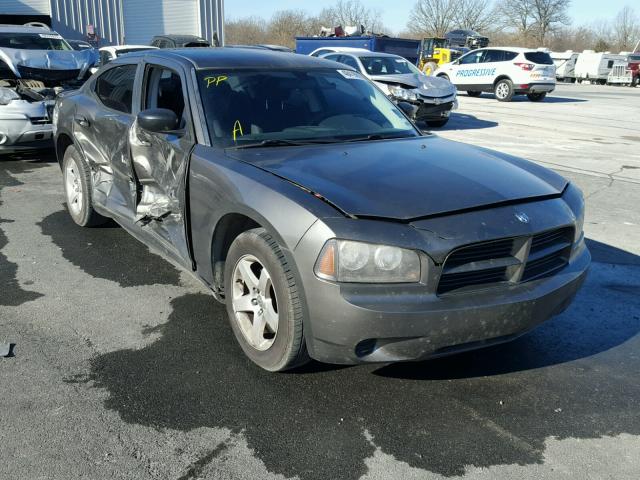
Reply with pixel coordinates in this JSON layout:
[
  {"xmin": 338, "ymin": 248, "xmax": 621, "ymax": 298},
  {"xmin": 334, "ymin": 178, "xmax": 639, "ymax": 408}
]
[
  {"xmin": 434, "ymin": 47, "xmax": 556, "ymax": 102},
  {"xmin": 574, "ymin": 51, "xmax": 626, "ymax": 84}
]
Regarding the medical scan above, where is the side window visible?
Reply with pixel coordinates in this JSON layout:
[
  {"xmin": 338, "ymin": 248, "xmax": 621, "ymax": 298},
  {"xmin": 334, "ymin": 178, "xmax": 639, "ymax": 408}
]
[
  {"xmin": 313, "ymin": 49, "xmax": 331, "ymax": 57},
  {"xmin": 338, "ymin": 55, "xmax": 359, "ymax": 69},
  {"xmin": 323, "ymin": 54, "xmax": 341, "ymax": 62},
  {"xmin": 94, "ymin": 64, "xmax": 137, "ymax": 114},
  {"xmin": 458, "ymin": 50, "xmax": 484, "ymax": 65},
  {"xmin": 482, "ymin": 50, "xmax": 504, "ymax": 63},
  {"xmin": 504, "ymin": 51, "xmax": 518, "ymax": 61},
  {"xmin": 144, "ymin": 66, "xmax": 185, "ymax": 125}
]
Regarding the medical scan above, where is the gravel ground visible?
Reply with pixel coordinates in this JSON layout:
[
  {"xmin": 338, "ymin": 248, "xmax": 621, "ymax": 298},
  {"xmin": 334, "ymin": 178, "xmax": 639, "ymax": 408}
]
[{"xmin": 1, "ymin": 83, "xmax": 639, "ymax": 480}]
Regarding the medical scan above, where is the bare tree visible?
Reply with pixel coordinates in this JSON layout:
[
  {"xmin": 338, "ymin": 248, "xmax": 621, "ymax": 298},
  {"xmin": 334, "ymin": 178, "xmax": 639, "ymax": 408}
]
[
  {"xmin": 268, "ymin": 10, "xmax": 316, "ymax": 47},
  {"xmin": 225, "ymin": 17, "xmax": 269, "ymax": 45},
  {"xmin": 496, "ymin": 0, "xmax": 535, "ymax": 37},
  {"xmin": 454, "ymin": 0, "xmax": 496, "ymax": 32},
  {"xmin": 319, "ymin": 0, "xmax": 385, "ymax": 33},
  {"xmin": 529, "ymin": 0, "xmax": 571, "ymax": 45},
  {"xmin": 611, "ymin": 6, "xmax": 639, "ymax": 51},
  {"xmin": 407, "ymin": 0, "xmax": 458, "ymax": 37}
]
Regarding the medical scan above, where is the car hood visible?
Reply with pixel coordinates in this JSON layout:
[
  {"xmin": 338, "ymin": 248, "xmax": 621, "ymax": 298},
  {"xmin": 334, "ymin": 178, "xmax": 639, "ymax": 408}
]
[
  {"xmin": 370, "ymin": 73, "xmax": 455, "ymax": 97},
  {"xmin": 227, "ymin": 136, "xmax": 567, "ymax": 220},
  {"xmin": 0, "ymin": 47, "xmax": 95, "ymax": 78}
]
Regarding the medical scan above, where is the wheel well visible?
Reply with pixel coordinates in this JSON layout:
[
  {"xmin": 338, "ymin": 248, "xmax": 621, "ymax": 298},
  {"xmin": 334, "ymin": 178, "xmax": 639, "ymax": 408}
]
[
  {"xmin": 211, "ymin": 213, "xmax": 261, "ymax": 294},
  {"xmin": 56, "ymin": 134, "xmax": 74, "ymax": 168},
  {"xmin": 493, "ymin": 75, "xmax": 512, "ymax": 87}
]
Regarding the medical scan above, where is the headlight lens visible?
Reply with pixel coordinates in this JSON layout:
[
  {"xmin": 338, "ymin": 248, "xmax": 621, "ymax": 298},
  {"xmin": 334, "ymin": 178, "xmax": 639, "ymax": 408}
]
[
  {"xmin": 389, "ymin": 85, "xmax": 418, "ymax": 101},
  {"xmin": 315, "ymin": 239, "xmax": 421, "ymax": 283},
  {"xmin": 0, "ymin": 87, "xmax": 20, "ymax": 105}
]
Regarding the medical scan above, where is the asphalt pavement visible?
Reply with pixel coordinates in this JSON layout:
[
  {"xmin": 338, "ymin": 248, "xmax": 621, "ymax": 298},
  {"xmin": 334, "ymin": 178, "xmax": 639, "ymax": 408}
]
[{"xmin": 1, "ymin": 83, "xmax": 639, "ymax": 480}]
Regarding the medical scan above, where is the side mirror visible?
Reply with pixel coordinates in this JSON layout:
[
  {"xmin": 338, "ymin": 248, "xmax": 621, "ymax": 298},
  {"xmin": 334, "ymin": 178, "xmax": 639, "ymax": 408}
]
[
  {"xmin": 137, "ymin": 108, "xmax": 180, "ymax": 133},
  {"xmin": 397, "ymin": 101, "xmax": 418, "ymax": 119}
]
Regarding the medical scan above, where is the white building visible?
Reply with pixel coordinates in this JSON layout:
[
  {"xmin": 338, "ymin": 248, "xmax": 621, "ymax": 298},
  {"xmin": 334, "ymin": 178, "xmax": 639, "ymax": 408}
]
[{"xmin": 0, "ymin": 0, "xmax": 224, "ymax": 46}]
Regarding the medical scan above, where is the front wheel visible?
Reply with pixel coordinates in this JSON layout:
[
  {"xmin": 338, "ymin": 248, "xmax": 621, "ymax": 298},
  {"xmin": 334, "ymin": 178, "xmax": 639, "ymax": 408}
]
[
  {"xmin": 527, "ymin": 92, "xmax": 547, "ymax": 102},
  {"xmin": 224, "ymin": 228, "xmax": 310, "ymax": 371},
  {"xmin": 494, "ymin": 79, "xmax": 514, "ymax": 102},
  {"xmin": 62, "ymin": 145, "xmax": 107, "ymax": 227}
]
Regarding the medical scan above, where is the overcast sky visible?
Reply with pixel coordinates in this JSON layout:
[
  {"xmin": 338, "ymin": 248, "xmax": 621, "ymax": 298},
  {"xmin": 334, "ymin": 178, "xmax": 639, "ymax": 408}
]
[{"xmin": 225, "ymin": 0, "xmax": 634, "ymax": 33}]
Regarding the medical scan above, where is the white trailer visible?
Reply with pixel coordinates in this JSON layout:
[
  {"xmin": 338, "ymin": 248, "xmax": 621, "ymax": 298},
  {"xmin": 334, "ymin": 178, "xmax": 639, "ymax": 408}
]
[
  {"xmin": 574, "ymin": 50, "xmax": 626, "ymax": 84},
  {"xmin": 550, "ymin": 50, "xmax": 578, "ymax": 82}
]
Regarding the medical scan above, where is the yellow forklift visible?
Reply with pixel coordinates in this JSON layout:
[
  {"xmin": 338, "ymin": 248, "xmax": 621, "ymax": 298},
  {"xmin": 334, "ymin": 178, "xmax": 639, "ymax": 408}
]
[{"xmin": 417, "ymin": 37, "xmax": 463, "ymax": 76}]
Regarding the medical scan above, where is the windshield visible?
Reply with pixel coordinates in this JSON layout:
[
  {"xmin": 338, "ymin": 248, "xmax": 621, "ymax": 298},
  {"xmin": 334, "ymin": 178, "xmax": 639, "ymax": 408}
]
[
  {"xmin": 524, "ymin": 52, "xmax": 553, "ymax": 65},
  {"xmin": 197, "ymin": 69, "xmax": 418, "ymax": 148},
  {"xmin": 0, "ymin": 32, "xmax": 72, "ymax": 51},
  {"xmin": 360, "ymin": 56, "xmax": 417, "ymax": 76},
  {"xmin": 628, "ymin": 55, "xmax": 640, "ymax": 62},
  {"xmin": 116, "ymin": 48, "xmax": 154, "ymax": 57}
]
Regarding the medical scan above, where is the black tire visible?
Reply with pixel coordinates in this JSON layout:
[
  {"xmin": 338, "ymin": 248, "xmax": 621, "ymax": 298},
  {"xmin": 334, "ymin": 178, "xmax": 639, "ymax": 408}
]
[
  {"xmin": 494, "ymin": 79, "xmax": 514, "ymax": 102},
  {"xmin": 62, "ymin": 145, "xmax": 107, "ymax": 227},
  {"xmin": 426, "ymin": 118, "xmax": 449, "ymax": 127},
  {"xmin": 632, "ymin": 76, "xmax": 639, "ymax": 88},
  {"xmin": 466, "ymin": 91, "xmax": 482, "ymax": 97},
  {"xmin": 527, "ymin": 92, "xmax": 547, "ymax": 102},
  {"xmin": 224, "ymin": 228, "xmax": 310, "ymax": 372}
]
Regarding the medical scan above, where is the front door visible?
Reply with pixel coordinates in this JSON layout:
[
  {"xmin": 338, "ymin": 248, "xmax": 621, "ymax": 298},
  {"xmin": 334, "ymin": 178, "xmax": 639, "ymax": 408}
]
[{"xmin": 128, "ymin": 61, "xmax": 194, "ymax": 267}]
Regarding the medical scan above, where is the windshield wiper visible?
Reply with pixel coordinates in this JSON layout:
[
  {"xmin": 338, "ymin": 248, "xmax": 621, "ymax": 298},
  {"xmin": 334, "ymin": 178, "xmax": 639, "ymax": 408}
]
[
  {"xmin": 342, "ymin": 134, "xmax": 414, "ymax": 143},
  {"xmin": 232, "ymin": 139, "xmax": 333, "ymax": 149}
]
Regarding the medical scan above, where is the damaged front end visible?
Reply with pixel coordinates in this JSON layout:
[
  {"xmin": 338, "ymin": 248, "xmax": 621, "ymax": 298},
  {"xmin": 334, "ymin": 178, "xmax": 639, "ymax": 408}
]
[{"xmin": 0, "ymin": 79, "xmax": 60, "ymax": 151}]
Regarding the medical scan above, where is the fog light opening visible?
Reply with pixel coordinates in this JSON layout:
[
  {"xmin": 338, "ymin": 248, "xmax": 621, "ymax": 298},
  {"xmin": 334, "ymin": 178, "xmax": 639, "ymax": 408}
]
[{"xmin": 355, "ymin": 339, "xmax": 377, "ymax": 358}]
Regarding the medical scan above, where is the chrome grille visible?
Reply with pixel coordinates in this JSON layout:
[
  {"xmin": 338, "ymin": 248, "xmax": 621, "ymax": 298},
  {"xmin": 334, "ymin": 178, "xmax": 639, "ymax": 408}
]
[{"xmin": 438, "ymin": 227, "xmax": 574, "ymax": 295}]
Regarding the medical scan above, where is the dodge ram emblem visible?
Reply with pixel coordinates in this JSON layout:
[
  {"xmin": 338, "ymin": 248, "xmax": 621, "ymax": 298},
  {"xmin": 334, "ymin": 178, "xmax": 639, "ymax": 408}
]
[{"xmin": 515, "ymin": 212, "xmax": 530, "ymax": 223}]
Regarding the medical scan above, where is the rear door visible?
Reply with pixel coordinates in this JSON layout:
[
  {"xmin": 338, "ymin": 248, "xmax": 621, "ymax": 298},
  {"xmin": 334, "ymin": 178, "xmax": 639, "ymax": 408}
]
[
  {"xmin": 73, "ymin": 63, "xmax": 141, "ymax": 220},
  {"xmin": 128, "ymin": 58, "xmax": 195, "ymax": 266}
]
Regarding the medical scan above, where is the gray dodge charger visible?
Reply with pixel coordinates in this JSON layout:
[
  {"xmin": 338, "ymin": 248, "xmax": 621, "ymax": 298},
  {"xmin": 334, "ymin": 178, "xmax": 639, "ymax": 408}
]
[{"xmin": 53, "ymin": 49, "xmax": 590, "ymax": 371}]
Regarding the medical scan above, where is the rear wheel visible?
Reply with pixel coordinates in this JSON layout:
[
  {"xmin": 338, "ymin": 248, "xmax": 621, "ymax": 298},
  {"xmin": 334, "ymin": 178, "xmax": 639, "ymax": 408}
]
[
  {"xmin": 494, "ymin": 79, "xmax": 514, "ymax": 102},
  {"xmin": 224, "ymin": 228, "xmax": 310, "ymax": 372},
  {"xmin": 466, "ymin": 91, "xmax": 482, "ymax": 97},
  {"xmin": 527, "ymin": 92, "xmax": 547, "ymax": 102},
  {"xmin": 62, "ymin": 145, "xmax": 107, "ymax": 227}
]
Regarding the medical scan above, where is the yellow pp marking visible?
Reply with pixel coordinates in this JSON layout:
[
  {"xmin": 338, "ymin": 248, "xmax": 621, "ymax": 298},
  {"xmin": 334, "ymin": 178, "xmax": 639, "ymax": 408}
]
[
  {"xmin": 204, "ymin": 75, "xmax": 228, "ymax": 87},
  {"xmin": 232, "ymin": 120, "xmax": 244, "ymax": 142}
]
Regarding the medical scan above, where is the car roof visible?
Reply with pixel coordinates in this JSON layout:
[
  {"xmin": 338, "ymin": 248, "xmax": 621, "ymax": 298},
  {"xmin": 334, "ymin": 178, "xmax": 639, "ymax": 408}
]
[
  {"xmin": 153, "ymin": 34, "xmax": 208, "ymax": 42},
  {"xmin": 333, "ymin": 51, "xmax": 407, "ymax": 60},
  {"xmin": 0, "ymin": 24, "xmax": 56, "ymax": 34},
  {"xmin": 118, "ymin": 47, "xmax": 348, "ymax": 70},
  {"xmin": 472, "ymin": 47, "xmax": 540, "ymax": 53},
  {"xmin": 101, "ymin": 45, "xmax": 158, "ymax": 52}
]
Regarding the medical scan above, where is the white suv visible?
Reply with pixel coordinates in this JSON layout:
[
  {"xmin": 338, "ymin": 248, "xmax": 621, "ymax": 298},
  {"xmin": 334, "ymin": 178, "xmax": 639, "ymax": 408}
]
[{"xmin": 434, "ymin": 47, "xmax": 556, "ymax": 102}]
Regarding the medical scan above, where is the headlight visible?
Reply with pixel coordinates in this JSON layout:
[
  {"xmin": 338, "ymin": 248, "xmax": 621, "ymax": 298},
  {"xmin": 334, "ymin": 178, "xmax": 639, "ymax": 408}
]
[
  {"xmin": 563, "ymin": 183, "xmax": 585, "ymax": 243},
  {"xmin": 315, "ymin": 239, "xmax": 421, "ymax": 283},
  {"xmin": 0, "ymin": 87, "xmax": 20, "ymax": 105},
  {"xmin": 389, "ymin": 85, "xmax": 418, "ymax": 101}
]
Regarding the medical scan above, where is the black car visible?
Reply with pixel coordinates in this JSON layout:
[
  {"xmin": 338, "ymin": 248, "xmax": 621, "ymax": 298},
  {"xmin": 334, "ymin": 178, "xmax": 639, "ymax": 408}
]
[
  {"xmin": 53, "ymin": 48, "xmax": 589, "ymax": 371},
  {"xmin": 445, "ymin": 29, "xmax": 489, "ymax": 49},
  {"xmin": 150, "ymin": 34, "xmax": 213, "ymax": 49}
]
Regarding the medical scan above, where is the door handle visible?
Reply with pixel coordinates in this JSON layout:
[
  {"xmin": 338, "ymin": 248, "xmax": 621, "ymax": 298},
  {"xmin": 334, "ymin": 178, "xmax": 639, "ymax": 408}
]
[{"xmin": 74, "ymin": 115, "xmax": 90, "ymax": 127}]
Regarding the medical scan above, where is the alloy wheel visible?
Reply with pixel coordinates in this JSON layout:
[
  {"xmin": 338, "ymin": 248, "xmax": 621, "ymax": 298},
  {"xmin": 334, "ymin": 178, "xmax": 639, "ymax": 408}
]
[
  {"xmin": 65, "ymin": 157, "xmax": 83, "ymax": 216},
  {"xmin": 231, "ymin": 254, "xmax": 279, "ymax": 351}
]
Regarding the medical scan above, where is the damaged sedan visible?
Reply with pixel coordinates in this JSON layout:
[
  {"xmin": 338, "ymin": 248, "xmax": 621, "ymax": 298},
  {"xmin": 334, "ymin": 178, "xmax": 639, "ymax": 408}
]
[
  {"xmin": 54, "ymin": 49, "xmax": 590, "ymax": 371},
  {"xmin": 0, "ymin": 25, "xmax": 95, "ymax": 152},
  {"xmin": 322, "ymin": 50, "xmax": 458, "ymax": 127}
]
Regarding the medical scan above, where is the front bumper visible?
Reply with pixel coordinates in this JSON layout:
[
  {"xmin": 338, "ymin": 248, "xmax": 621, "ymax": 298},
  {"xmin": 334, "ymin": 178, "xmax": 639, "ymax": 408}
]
[
  {"xmin": 0, "ymin": 100, "xmax": 54, "ymax": 152},
  {"xmin": 293, "ymin": 201, "xmax": 589, "ymax": 365}
]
